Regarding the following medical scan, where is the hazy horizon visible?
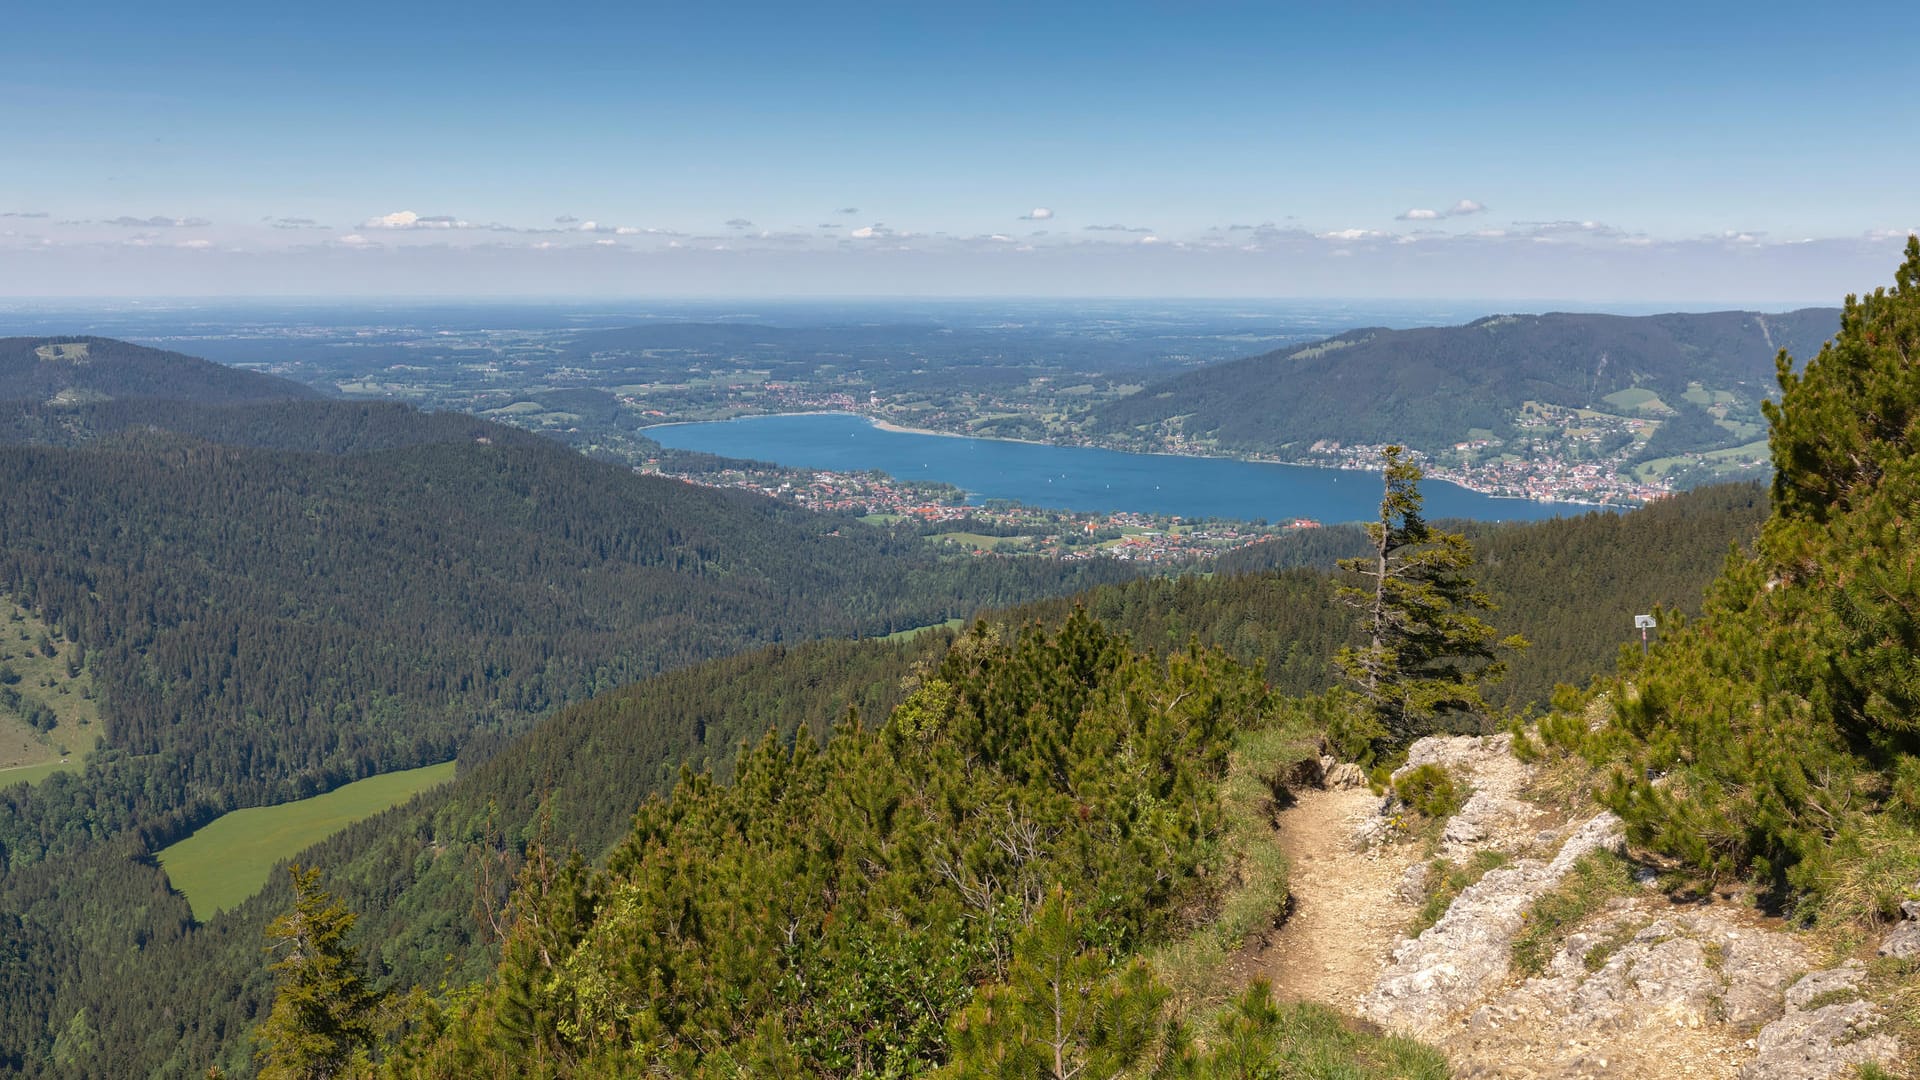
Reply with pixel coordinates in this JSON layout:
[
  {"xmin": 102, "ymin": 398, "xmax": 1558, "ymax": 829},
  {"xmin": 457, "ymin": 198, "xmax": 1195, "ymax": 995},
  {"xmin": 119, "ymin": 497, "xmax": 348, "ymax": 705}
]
[{"xmin": 5, "ymin": 2, "xmax": 1914, "ymax": 302}]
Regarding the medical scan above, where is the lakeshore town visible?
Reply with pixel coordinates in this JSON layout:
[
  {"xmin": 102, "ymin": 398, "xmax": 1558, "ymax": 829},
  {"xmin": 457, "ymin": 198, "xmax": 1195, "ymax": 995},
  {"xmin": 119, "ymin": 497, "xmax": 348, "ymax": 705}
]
[
  {"xmin": 645, "ymin": 382, "xmax": 1683, "ymax": 506},
  {"xmin": 640, "ymin": 409, "xmax": 1690, "ymax": 565},
  {"xmin": 632, "ymin": 382, "xmax": 1688, "ymax": 561},
  {"xmin": 642, "ymin": 457, "xmax": 1324, "ymax": 563}
]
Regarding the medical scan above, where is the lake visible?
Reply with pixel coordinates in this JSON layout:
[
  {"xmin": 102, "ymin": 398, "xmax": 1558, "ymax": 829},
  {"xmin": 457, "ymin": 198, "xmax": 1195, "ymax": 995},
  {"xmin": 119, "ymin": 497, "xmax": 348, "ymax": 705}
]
[{"xmin": 649, "ymin": 413, "xmax": 1578, "ymax": 524}]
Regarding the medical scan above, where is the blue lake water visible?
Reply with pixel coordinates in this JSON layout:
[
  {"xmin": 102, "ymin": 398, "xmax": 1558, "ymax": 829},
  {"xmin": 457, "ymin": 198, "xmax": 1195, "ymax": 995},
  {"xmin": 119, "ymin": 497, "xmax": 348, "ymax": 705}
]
[{"xmin": 650, "ymin": 412, "xmax": 1579, "ymax": 524}]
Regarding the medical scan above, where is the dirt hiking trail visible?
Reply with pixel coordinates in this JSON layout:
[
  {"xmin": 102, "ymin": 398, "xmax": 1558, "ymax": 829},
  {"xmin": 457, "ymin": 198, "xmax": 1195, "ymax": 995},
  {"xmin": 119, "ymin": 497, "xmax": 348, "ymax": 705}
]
[{"xmin": 1252, "ymin": 785, "xmax": 1418, "ymax": 1010}]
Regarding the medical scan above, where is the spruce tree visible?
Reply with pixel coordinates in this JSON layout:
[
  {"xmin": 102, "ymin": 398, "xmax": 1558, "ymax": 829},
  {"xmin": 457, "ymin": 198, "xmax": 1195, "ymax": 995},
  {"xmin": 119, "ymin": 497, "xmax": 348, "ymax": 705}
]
[
  {"xmin": 1334, "ymin": 446, "xmax": 1524, "ymax": 755},
  {"xmin": 255, "ymin": 865, "xmax": 379, "ymax": 1080}
]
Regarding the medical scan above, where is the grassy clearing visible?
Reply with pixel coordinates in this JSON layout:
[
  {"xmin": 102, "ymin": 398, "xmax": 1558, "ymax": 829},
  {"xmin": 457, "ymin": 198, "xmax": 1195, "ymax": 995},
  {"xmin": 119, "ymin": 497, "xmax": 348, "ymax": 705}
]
[
  {"xmin": 1681, "ymin": 383, "xmax": 1740, "ymax": 407},
  {"xmin": 158, "ymin": 762, "xmax": 457, "ymax": 920},
  {"xmin": 929, "ymin": 531, "xmax": 1015, "ymax": 550},
  {"xmin": 880, "ymin": 617, "xmax": 964, "ymax": 643},
  {"xmin": 0, "ymin": 596, "xmax": 101, "ymax": 777},
  {"xmin": 34, "ymin": 342, "xmax": 90, "ymax": 362},
  {"xmin": 1602, "ymin": 387, "xmax": 1660, "ymax": 410},
  {"xmin": 1632, "ymin": 438, "xmax": 1771, "ymax": 483},
  {"xmin": 0, "ymin": 759, "xmax": 77, "ymax": 786}
]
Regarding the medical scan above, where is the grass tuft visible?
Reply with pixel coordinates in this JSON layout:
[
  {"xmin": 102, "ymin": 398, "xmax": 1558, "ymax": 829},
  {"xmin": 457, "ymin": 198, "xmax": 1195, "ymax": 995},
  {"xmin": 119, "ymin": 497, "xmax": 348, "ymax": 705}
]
[
  {"xmin": 1511, "ymin": 851, "xmax": 1636, "ymax": 977},
  {"xmin": 1412, "ymin": 850, "xmax": 1510, "ymax": 936}
]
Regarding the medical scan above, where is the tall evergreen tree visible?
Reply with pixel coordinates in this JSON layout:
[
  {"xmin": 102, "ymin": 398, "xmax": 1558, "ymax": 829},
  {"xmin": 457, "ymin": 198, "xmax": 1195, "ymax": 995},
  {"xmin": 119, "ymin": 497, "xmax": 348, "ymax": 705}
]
[
  {"xmin": 1334, "ymin": 446, "xmax": 1524, "ymax": 755},
  {"xmin": 255, "ymin": 865, "xmax": 379, "ymax": 1080}
]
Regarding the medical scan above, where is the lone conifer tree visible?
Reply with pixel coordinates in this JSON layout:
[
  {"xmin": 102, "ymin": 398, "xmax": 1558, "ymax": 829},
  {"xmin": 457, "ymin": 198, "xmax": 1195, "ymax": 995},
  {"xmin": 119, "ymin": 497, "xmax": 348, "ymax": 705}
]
[
  {"xmin": 1335, "ymin": 446, "xmax": 1524, "ymax": 755},
  {"xmin": 255, "ymin": 865, "xmax": 379, "ymax": 1080}
]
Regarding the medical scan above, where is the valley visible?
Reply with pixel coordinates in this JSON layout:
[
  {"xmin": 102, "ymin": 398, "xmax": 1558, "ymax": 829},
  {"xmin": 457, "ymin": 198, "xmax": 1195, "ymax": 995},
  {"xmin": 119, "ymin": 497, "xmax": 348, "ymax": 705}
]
[{"xmin": 9, "ymin": 5, "xmax": 1918, "ymax": 1077}]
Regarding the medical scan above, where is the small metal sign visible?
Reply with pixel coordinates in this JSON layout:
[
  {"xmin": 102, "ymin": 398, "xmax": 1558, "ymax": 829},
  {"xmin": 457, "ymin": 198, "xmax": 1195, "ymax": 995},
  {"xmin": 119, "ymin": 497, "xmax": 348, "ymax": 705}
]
[{"xmin": 1634, "ymin": 614, "xmax": 1657, "ymax": 656}]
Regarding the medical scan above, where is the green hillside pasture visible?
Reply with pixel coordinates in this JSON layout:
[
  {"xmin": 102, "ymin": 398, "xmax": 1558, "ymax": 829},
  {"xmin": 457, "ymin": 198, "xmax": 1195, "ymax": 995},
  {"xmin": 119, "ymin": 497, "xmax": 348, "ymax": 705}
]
[
  {"xmin": 158, "ymin": 761, "xmax": 456, "ymax": 920},
  {"xmin": 0, "ymin": 595, "xmax": 102, "ymax": 776},
  {"xmin": 1600, "ymin": 387, "xmax": 1673, "ymax": 415},
  {"xmin": 1632, "ymin": 439, "xmax": 1772, "ymax": 484},
  {"xmin": 882, "ymin": 616, "xmax": 965, "ymax": 642},
  {"xmin": 930, "ymin": 531, "xmax": 1018, "ymax": 550}
]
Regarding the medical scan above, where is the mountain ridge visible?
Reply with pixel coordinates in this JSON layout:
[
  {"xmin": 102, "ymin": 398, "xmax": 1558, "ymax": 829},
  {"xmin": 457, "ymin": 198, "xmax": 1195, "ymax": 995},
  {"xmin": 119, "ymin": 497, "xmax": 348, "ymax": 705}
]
[{"xmin": 1092, "ymin": 307, "xmax": 1840, "ymax": 459}]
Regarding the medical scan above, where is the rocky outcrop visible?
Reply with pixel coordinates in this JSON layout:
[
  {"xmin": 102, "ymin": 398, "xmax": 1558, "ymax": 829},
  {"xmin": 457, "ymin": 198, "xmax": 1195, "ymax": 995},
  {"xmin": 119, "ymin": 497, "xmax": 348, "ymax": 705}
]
[
  {"xmin": 1336, "ymin": 733, "xmax": 1909, "ymax": 1079},
  {"xmin": 1878, "ymin": 897, "xmax": 1920, "ymax": 960},
  {"xmin": 1448, "ymin": 905, "xmax": 1810, "ymax": 1078},
  {"xmin": 1740, "ymin": 963, "xmax": 1901, "ymax": 1080},
  {"xmin": 1356, "ymin": 811, "xmax": 1626, "ymax": 1039}
]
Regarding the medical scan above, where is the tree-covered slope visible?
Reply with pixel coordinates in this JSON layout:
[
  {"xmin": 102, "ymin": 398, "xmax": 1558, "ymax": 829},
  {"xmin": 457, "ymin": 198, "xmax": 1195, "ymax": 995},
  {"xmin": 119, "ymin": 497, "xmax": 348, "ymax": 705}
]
[
  {"xmin": 0, "ymin": 336, "xmax": 319, "ymax": 406},
  {"xmin": 1544, "ymin": 239, "xmax": 1920, "ymax": 920},
  {"xmin": 355, "ymin": 614, "xmax": 1444, "ymax": 1078},
  {"xmin": 0, "ymin": 633, "xmax": 950, "ymax": 1078},
  {"xmin": 1093, "ymin": 308, "xmax": 1838, "ymax": 455},
  {"xmin": 0, "ymin": 474, "xmax": 1770, "ymax": 1076},
  {"xmin": 0, "ymin": 424, "xmax": 1132, "ymax": 867}
]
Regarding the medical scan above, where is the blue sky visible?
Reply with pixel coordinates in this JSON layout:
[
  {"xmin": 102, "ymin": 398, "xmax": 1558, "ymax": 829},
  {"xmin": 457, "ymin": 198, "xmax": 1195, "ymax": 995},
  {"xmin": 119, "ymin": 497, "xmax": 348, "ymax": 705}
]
[{"xmin": 3, "ymin": 1, "xmax": 1915, "ymax": 300}]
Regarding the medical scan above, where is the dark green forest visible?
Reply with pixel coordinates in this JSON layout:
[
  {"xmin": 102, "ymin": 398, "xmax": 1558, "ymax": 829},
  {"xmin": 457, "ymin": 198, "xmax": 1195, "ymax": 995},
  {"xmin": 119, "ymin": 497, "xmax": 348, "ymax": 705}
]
[
  {"xmin": 0, "ymin": 478, "xmax": 1765, "ymax": 1077},
  {"xmin": 0, "ymin": 326, "xmax": 1839, "ymax": 1077},
  {"xmin": 0, "ymin": 338, "xmax": 1137, "ymax": 1075},
  {"xmin": 0, "ymin": 336, "xmax": 320, "ymax": 407}
]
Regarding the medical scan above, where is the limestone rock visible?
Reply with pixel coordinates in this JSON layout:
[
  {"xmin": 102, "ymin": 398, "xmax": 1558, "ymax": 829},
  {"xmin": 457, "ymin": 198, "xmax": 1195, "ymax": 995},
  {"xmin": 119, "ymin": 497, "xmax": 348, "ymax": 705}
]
[
  {"xmin": 1324, "ymin": 761, "xmax": 1368, "ymax": 790},
  {"xmin": 1393, "ymin": 733, "xmax": 1542, "ymax": 859},
  {"xmin": 1356, "ymin": 811, "xmax": 1626, "ymax": 1039},
  {"xmin": 1741, "ymin": 964, "xmax": 1899, "ymax": 1080},
  {"xmin": 1877, "ymin": 919, "xmax": 1920, "ymax": 960}
]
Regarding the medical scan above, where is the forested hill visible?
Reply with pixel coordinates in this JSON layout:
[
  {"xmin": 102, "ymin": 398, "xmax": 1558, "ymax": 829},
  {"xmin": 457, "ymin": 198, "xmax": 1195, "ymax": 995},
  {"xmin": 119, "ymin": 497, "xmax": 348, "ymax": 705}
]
[
  {"xmin": 0, "ymin": 426, "xmax": 1133, "ymax": 863},
  {"xmin": 0, "ymin": 481, "xmax": 1767, "ymax": 1077},
  {"xmin": 1092, "ymin": 307, "xmax": 1837, "ymax": 454},
  {"xmin": 0, "ymin": 335, "xmax": 319, "ymax": 405}
]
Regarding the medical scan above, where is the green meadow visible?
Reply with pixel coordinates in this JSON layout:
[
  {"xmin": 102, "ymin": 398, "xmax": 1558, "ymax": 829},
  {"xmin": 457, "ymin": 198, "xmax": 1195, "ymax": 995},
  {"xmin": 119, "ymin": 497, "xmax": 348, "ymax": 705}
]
[
  {"xmin": 157, "ymin": 761, "xmax": 456, "ymax": 920},
  {"xmin": 0, "ymin": 595, "xmax": 102, "ymax": 780},
  {"xmin": 881, "ymin": 617, "xmax": 965, "ymax": 642}
]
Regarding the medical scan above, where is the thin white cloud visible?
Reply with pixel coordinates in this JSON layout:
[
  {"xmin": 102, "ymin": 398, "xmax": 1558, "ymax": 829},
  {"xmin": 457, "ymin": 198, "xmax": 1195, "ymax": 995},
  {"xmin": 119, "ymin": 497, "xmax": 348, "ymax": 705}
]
[
  {"xmin": 360, "ymin": 209, "xmax": 520, "ymax": 232},
  {"xmin": 1321, "ymin": 228, "xmax": 1388, "ymax": 240},
  {"xmin": 362, "ymin": 210, "xmax": 464, "ymax": 229},
  {"xmin": 1398, "ymin": 200, "xmax": 1483, "ymax": 222},
  {"xmin": 1085, "ymin": 223, "xmax": 1154, "ymax": 233},
  {"xmin": 1, "ymin": 210, "xmax": 49, "ymax": 219},
  {"xmin": 725, "ymin": 218, "xmax": 754, "ymax": 229},
  {"xmin": 851, "ymin": 224, "xmax": 894, "ymax": 239},
  {"xmin": 554, "ymin": 214, "xmax": 579, "ymax": 224},
  {"xmin": 103, "ymin": 215, "xmax": 211, "ymax": 228},
  {"xmin": 1019, "ymin": 207, "xmax": 1054, "ymax": 221}
]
